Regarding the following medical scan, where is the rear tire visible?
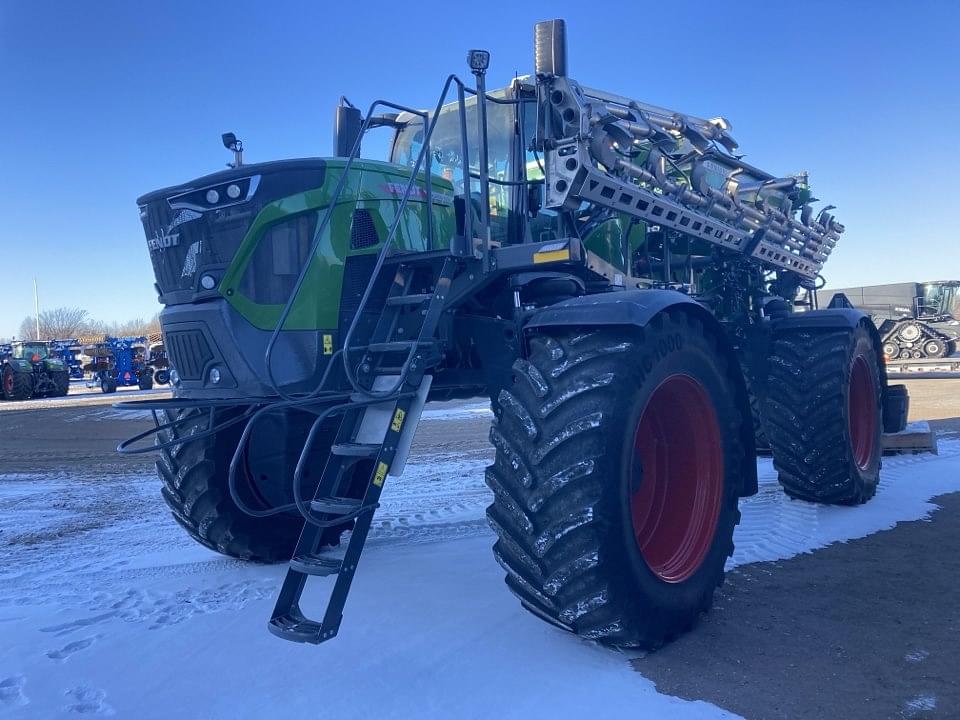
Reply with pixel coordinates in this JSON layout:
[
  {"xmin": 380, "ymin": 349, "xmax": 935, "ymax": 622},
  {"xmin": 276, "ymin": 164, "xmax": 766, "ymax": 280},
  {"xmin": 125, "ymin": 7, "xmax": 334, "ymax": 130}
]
[
  {"xmin": 154, "ymin": 369, "xmax": 170, "ymax": 385},
  {"xmin": 3, "ymin": 366, "xmax": 32, "ymax": 401},
  {"xmin": 486, "ymin": 312, "xmax": 748, "ymax": 648},
  {"xmin": 764, "ymin": 323, "xmax": 882, "ymax": 504},
  {"xmin": 156, "ymin": 407, "xmax": 354, "ymax": 562},
  {"xmin": 100, "ymin": 377, "xmax": 117, "ymax": 394},
  {"xmin": 52, "ymin": 371, "xmax": 70, "ymax": 397}
]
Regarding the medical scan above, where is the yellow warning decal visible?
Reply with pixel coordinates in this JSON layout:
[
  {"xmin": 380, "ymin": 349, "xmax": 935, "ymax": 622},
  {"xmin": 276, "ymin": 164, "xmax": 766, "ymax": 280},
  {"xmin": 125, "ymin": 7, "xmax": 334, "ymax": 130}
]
[
  {"xmin": 532, "ymin": 249, "xmax": 571, "ymax": 263},
  {"xmin": 322, "ymin": 334, "xmax": 333, "ymax": 355},
  {"xmin": 532, "ymin": 242, "xmax": 571, "ymax": 264},
  {"xmin": 373, "ymin": 461, "xmax": 389, "ymax": 487},
  {"xmin": 391, "ymin": 407, "xmax": 406, "ymax": 433}
]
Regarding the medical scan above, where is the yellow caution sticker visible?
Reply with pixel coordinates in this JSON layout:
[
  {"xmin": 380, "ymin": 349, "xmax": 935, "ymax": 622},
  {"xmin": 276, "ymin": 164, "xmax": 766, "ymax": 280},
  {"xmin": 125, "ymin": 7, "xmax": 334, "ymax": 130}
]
[
  {"xmin": 532, "ymin": 242, "xmax": 571, "ymax": 264},
  {"xmin": 372, "ymin": 461, "xmax": 389, "ymax": 487},
  {"xmin": 391, "ymin": 407, "xmax": 406, "ymax": 433},
  {"xmin": 322, "ymin": 334, "xmax": 333, "ymax": 355}
]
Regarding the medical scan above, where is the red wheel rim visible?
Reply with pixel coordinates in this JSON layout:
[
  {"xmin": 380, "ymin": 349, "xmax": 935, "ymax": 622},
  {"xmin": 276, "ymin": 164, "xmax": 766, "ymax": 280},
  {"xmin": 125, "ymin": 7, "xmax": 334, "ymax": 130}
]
[
  {"xmin": 848, "ymin": 355, "xmax": 877, "ymax": 470},
  {"xmin": 3, "ymin": 372, "xmax": 12, "ymax": 394},
  {"xmin": 630, "ymin": 374, "xmax": 723, "ymax": 583}
]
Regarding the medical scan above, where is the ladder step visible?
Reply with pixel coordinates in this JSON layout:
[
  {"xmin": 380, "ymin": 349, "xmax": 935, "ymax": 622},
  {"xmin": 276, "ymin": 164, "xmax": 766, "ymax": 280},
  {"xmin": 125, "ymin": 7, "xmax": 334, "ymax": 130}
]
[
  {"xmin": 331, "ymin": 442, "xmax": 380, "ymax": 458},
  {"xmin": 289, "ymin": 554, "xmax": 342, "ymax": 577},
  {"xmin": 267, "ymin": 612, "xmax": 328, "ymax": 644},
  {"xmin": 385, "ymin": 293, "xmax": 433, "ymax": 306},
  {"xmin": 310, "ymin": 495, "xmax": 363, "ymax": 515},
  {"xmin": 367, "ymin": 341, "xmax": 418, "ymax": 353}
]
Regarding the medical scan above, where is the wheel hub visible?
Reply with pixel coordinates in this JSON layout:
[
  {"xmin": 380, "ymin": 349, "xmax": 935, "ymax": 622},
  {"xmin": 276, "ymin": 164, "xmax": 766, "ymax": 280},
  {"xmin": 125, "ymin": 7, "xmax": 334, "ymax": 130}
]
[
  {"xmin": 847, "ymin": 355, "xmax": 877, "ymax": 470},
  {"xmin": 630, "ymin": 374, "xmax": 723, "ymax": 583}
]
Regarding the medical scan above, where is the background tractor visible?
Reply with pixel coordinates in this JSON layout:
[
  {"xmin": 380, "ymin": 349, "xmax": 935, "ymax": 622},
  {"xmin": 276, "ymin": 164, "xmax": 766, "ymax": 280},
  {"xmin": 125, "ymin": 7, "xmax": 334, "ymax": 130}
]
[
  {"xmin": 121, "ymin": 19, "xmax": 908, "ymax": 650},
  {"xmin": 819, "ymin": 281, "xmax": 959, "ymax": 359},
  {"xmin": 1, "ymin": 340, "xmax": 70, "ymax": 400}
]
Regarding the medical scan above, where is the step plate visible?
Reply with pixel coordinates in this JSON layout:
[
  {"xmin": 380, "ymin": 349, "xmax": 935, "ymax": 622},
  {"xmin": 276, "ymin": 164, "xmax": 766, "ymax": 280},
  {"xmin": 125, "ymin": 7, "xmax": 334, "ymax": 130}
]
[
  {"xmin": 267, "ymin": 613, "xmax": 327, "ymax": 644},
  {"xmin": 289, "ymin": 555, "xmax": 342, "ymax": 577}
]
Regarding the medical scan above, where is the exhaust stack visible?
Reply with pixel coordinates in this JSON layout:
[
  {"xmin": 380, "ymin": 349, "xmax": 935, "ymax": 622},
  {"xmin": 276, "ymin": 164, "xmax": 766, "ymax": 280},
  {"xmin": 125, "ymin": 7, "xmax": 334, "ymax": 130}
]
[{"xmin": 534, "ymin": 19, "xmax": 567, "ymax": 77}]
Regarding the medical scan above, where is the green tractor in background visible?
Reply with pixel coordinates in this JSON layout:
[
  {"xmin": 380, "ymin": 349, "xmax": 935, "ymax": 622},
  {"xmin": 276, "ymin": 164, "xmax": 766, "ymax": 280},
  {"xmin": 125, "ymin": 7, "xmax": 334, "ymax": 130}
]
[
  {"xmin": 122, "ymin": 20, "xmax": 909, "ymax": 649},
  {"xmin": 1, "ymin": 341, "xmax": 70, "ymax": 400}
]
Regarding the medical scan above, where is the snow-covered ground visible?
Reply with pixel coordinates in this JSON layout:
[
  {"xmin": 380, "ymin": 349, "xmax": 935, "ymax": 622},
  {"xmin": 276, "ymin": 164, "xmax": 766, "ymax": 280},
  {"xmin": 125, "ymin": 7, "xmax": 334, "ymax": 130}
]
[
  {"xmin": 1, "ymin": 409, "xmax": 959, "ymax": 718},
  {"xmin": 0, "ymin": 381, "xmax": 167, "ymax": 414}
]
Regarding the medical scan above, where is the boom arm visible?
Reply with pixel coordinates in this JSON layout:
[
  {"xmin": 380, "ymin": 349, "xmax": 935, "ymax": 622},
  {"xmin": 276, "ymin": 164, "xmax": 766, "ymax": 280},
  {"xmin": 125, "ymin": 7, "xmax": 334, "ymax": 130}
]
[{"xmin": 536, "ymin": 75, "xmax": 843, "ymax": 281}]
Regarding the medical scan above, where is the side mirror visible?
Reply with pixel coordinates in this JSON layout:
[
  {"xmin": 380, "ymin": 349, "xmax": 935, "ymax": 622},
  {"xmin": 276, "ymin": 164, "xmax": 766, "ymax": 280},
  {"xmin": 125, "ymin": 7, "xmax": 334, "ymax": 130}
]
[
  {"xmin": 222, "ymin": 132, "xmax": 243, "ymax": 168},
  {"xmin": 333, "ymin": 105, "xmax": 363, "ymax": 158}
]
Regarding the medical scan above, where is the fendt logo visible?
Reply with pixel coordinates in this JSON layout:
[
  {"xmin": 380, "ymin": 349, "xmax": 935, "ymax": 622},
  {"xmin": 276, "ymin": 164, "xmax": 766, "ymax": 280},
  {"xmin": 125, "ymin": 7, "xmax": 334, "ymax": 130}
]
[{"xmin": 148, "ymin": 230, "xmax": 180, "ymax": 251}]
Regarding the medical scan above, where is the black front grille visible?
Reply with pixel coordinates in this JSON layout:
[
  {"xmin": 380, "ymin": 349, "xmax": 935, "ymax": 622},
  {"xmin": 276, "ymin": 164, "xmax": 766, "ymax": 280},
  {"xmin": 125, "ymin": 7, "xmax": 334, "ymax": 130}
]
[
  {"xmin": 350, "ymin": 209, "xmax": 379, "ymax": 249},
  {"xmin": 339, "ymin": 253, "xmax": 389, "ymax": 316},
  {"xmin": 165, "ymin": 330, "xmax": 213, "ymax": 381}
]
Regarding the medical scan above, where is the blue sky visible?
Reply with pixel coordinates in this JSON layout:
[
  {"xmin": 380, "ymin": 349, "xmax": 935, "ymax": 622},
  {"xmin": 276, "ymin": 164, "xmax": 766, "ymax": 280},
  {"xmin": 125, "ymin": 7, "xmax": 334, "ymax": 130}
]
[{"xmin": 1, "ymin": 0, "xmax": 958, "ymax": 338}]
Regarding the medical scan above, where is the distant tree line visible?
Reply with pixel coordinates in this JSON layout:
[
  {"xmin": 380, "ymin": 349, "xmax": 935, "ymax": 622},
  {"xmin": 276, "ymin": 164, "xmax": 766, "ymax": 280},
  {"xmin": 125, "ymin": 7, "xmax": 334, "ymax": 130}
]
[{"xmin": 16, "ymin": 307, "xmax": 161, "ymax": 341}]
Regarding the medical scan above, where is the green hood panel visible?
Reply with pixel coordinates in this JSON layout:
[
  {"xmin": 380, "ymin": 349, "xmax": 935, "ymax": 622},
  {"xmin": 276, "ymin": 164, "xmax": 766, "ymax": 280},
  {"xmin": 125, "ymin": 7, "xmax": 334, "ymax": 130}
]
[{"xmin": 220, "ymin": 160, "xmax": 455, "ymax": 331}]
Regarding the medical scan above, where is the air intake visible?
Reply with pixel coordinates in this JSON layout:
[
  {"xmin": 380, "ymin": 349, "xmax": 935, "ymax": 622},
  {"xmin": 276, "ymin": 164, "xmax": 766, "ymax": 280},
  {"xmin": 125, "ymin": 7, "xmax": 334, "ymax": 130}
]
[{"xmin": 350, "ymin": 209, "xmax": 379, "ymax": 250}]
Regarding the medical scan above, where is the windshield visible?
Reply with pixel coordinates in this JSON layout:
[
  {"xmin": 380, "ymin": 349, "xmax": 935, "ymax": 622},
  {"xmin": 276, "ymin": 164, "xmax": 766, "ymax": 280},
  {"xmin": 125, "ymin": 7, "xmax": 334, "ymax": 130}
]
[
  {"xmin": 391, "ymin": 91, "xmax": 516, "ymax": 244},
  {"xmin": 943, "ymin": 285, "xmax": 960, "ymax": 319},
  {"xmin": 921, "ymin": 283, "xmax": 960, "ymax": 318},
  {"xmin": 13, "ymin": 343, "xmax": 48, "ymax": 360}
]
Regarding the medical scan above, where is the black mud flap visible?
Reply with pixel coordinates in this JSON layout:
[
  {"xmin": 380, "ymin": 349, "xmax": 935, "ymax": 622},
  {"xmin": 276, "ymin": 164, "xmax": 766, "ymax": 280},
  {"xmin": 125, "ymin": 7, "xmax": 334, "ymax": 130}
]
[{"xmin": 883, "ymin": 384, "xmax": 909, "ymax": 434}]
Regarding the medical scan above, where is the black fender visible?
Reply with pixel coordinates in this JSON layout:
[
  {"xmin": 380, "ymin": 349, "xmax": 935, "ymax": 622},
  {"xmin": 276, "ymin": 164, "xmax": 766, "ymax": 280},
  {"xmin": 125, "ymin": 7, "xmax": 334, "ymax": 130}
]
[{"xmin": 525, "ymin": 289, "xmax": 758, "ymax": 497}]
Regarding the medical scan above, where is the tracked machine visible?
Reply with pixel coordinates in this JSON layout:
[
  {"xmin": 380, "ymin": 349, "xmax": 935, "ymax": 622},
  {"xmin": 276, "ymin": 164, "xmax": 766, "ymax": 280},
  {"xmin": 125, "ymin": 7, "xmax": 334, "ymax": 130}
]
[
  {"xmin": 819, "ymin": 281, "xmax": 960, "ymax": 359},
  {"xmin": 120, "ymin": 20, "xmax": 908, "ymax": 649}
]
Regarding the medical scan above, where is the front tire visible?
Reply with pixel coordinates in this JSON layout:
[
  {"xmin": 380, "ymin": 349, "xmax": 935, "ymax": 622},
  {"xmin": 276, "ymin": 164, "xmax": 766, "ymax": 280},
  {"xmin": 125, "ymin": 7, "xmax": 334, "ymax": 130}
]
[
  {"xmin": 156, "ymin": 407, "xmax": 355, "ymax": 562},
  {"xmin": 3, "ymin": 366, "xmax": 32, "ymax": 401},
  {"xmin": 764, "ymin": 323, "xmax": 882, "ymax": 504},
  {"xmin": 486, "ymin": 312, "xmax": 749, "ymax": 648}
]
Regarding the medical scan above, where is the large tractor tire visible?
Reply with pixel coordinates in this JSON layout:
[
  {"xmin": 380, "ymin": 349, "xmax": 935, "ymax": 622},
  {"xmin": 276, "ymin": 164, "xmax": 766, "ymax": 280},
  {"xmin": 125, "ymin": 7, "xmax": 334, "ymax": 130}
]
[
  {"xmin": 138, "ymin": 372, "xmax": 154, "ymax": 390},
  {"xmin": 2, "ymin": 366, "xmax": 32, "ymax": 401},
  {"xmin": 764, "ymin": 323, "xmax": 882, "ymax": 504},
  {"xmin": 52, "ymin": 371, "xmax": 70, "ymax": 397},
  {"xmin": 486, "ymin": 312, "xmax": 749, "ymax": 649},
  {"xmin": 156, "ymin": 407, "xmax": 355, "ymax": 562}
]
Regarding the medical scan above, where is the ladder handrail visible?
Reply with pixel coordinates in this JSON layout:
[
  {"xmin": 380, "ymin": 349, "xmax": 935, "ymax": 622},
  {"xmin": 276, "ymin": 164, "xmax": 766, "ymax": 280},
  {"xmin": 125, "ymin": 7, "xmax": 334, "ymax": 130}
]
[{"xmin": 262, "ymin": 74, "xmax": 486, "ymax": 403}]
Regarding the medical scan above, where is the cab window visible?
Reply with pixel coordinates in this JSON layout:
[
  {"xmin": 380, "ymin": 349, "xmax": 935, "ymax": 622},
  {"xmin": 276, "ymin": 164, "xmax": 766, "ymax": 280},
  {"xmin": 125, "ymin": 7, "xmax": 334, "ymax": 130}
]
[{"xmin": 391, "ymin": 93, "xmax": 515, "ymax": 245}]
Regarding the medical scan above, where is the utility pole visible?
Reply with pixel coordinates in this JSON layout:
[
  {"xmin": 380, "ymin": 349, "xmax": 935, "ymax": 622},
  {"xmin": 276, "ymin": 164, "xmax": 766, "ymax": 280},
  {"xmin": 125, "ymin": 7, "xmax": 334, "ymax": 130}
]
[{"xmin": 33, "ymin": 278, "xmax": 40, "ymax": 340}]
